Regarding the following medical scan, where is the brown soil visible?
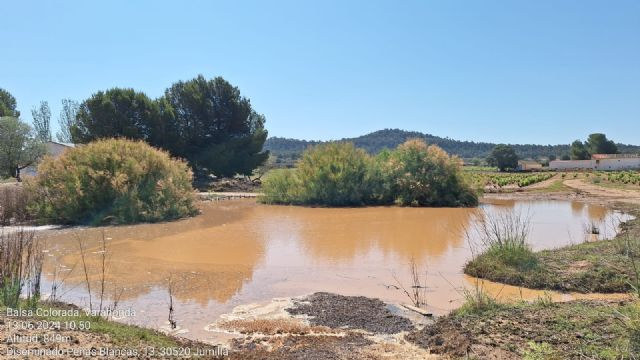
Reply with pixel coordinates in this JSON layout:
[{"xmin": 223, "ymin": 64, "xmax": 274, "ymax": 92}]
[
  {"xmin": 563, "ymin": 179, "xmax": 640, "ymax": 204},
  {"xmin": 406, "ymin": 299, "xmax": 633, "ymax": 359},
  {"xmin": 229, "ymin": 333, "xmax": 375, "ymax": 360},
  {"xmin": 486, "ymin": 177, "xmax": 640, "ymax": 206}
]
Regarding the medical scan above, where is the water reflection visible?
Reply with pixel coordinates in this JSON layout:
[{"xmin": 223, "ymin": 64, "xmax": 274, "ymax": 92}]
[{"xmin": 39, "ymin": 199, "xmax": 631, "ymax": 341}]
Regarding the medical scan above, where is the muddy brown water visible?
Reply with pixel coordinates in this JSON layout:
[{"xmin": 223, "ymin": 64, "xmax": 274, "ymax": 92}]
[{"xmin": 38, "ymin": 199, "xmax": 631, "ymax": 342}]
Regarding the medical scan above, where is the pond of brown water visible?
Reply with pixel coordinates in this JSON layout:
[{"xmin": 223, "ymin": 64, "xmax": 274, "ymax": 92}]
[{"xmin": 39, "ymin": 199, "xmax": 631, "ymax": 342}]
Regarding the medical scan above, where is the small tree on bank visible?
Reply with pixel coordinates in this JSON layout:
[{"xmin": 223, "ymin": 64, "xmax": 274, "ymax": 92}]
[
  {"xmin": 487, "ymin": 144, "xmax": 518, "ymax": 171},
  {"xmin": 0, "ymin": 117, "xmax": 45, "ymax": 180}
]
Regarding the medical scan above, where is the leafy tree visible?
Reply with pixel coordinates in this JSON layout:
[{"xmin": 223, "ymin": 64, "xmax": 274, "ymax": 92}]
[
  {"xmin": 560, "ymin": 154, "xmax": 570, "ymax": 160},
  {"xmin": 71, "ymin": 88, "xmax": 162, "ymax": 144},
  {"xmin": 0, "ymin": 88, "xmax": 20, "ymax": 117},
  {"xmin": 570, "ymin": 140, "xmax": 590, "ymax": 160},
  {"xmin": 487, "ymin": 144, "xmax": 518, "ymax": 171},
  {"xmin": 31, "ymin": 101, "xmax": 52, "ymax": 142},
  {"xmin": 72, "ymin": 76, "xmax": 269, "ymax": 178},
  {"xmin": 586, "ymin": 133, "xmax": 618, "ymax": 155},
  {"xmin": 160, "ymin": 75, "xmax": 269, "ymax": 177},
  {"xmin": 548, "ymin": 154, "xmax": 556, "ymax": 161},
  {"xmin": 0, "ymin": 117, "xmax": 46, "ymax": 180},
  {"xmin": 56, "ymin": 99, "xmax": 79, "ymax": 143}
]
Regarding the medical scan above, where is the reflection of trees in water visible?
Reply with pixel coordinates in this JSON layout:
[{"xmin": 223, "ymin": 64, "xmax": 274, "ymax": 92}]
[
  {"xmin": 570, "ymin": 201, "xmax": 585, "ymax": 216},
  {"xmin": 41, "ymin": 201, "xmax": 266, "ymax": 305},
  {"xmin": 570, "ymin": 201, "xmax": 608, "ymax": 223},
  {"xmin": 586, "ymin": 204, "xmax": 607, "ymax": 223},
  {"xmin": 264, "ymin": 206, "xmax": 475, "ymax": 265},
  {"xmin": 482, "ymin": 198, "xmax": 516, "ymax": 208}
]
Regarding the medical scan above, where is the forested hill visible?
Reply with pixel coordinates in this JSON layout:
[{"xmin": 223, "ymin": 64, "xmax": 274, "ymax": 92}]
[{"xmin": 265, "ymin": 129, "xmax": 640, "ymax": 160}]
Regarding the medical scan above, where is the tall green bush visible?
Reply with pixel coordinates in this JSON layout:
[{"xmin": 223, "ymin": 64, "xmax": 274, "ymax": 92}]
[
  {"xmin": 28, "ymin": 139, "xmax": 197, "ymax": 225},
  {"xmin": 386, "ymin": 139, "xmax": 478, "ymax": 207},
  {"xmin": 260, "ymin": 169, "xmax": 302, "ymax": 205},
  {"xmin": 262, "ymin": 143, "xmax": 372, "ymax": 206},
  {"xmin": 260, "ymin": 139, "xmax": 478, "ymax": 207}
]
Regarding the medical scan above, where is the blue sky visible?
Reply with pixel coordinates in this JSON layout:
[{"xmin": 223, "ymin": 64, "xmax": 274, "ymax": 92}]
[{"xmin": 1, "ymin": 0, "xmax": 639, "ymax": 144}]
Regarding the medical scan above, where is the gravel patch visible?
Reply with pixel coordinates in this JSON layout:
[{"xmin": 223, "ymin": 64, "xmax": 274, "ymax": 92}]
[{"xmin": 286, "ymin": 292, "xmax": 414, "ymax": 334}]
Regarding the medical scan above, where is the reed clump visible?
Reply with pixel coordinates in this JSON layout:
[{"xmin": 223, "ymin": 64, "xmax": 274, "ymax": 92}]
[
  {"xmin": 464, "ymin": 210, "xmax": 543, "ymax": 286},
  {"xmin": 0, "ymin": 184, "xmax": 33, "ymax": 225},
  {"xmin": 0, "ymin": 228, "xmax": 43, "ymax": 307}
]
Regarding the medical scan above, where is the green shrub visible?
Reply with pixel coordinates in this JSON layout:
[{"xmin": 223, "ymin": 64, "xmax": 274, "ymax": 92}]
[
  {"xmin": 28, "ymin": 139, "xmax": 197, "ymax": 225},
  {"xmin": 261, "ymin": 143, "xmax": 373, "ymax": 206},
  {"xmin": 260, "ymin": 139, "xmax": 478, "ymax": 207},
  {"xmin": 260, "ymin": 169, "xmax": 302, "ymax": 205},
  {"xmin": 384, "ymin": 139, "xmax": 478, "ymax": 207}
]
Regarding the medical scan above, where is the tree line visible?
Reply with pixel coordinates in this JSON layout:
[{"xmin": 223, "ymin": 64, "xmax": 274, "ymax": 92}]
[
  {"xmin": 265, "ymin": 129, "xmax": 640, "ymax": 163},
  {"xmin": 0, "ymin": 75, "xmax": 269, "ymax": 179}
]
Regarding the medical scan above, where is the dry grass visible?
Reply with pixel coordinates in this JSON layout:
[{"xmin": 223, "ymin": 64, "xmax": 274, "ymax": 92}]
[
  {"xmin": 0, "ymin": 184, "xmax": 32, "ymax": 225},
  {"xmin": 0, "ymin": 228, "xmax": 43, "ymax": 307},
  {"xmin": 393, "ymin": 257, "xmax": 428, "ymax": 308}
]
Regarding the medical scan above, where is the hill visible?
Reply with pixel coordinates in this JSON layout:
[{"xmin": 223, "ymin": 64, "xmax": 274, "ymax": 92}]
[{"xmin": 265, "ymin": 129, "xmax": 640, "ymax": 161}]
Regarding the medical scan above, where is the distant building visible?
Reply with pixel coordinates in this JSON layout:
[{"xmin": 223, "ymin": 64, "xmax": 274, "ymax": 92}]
[
  {"xmin": 517, "ymin": 160, "xmax": 543, "ymax": 171},
  {"xmin": 22, "ymin": 141, "xmax": 75, "ymax": 177},
  {"xmin": 549, "ymin": 153, "xmax": 640, "ymax": 171},
  {"xmin": 45, "ymin": 141, "xmax": 75, "ymax": 157}
]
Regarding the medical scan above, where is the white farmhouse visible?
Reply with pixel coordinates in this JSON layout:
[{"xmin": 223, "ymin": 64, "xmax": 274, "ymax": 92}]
[{"xmin": 549, "ymin": 154, "xmax": 640, "ymax": 171}]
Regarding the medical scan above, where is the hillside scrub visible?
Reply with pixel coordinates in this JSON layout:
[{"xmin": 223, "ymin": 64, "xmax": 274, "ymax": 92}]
[
  {"xmin": 260, "ymin": 139, "xmax": 478, "ymax": 207},
  {"xmin": 28, "ymin": 139, "xmax": 197, "ymax": 225}
]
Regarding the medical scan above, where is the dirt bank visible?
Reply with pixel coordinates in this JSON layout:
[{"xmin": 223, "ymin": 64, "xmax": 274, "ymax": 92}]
[
  {"xmin": 484, "ymin": 177, "xmax": 640, "ymax": 205},
  {"xmin": 407, "ymin": 299, "xmax": 636, "ymax": 359}
]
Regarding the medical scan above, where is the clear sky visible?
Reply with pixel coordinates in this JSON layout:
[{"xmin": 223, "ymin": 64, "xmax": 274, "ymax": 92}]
[{"xmin": 1, "ymin": 0, "xmax": 639, "ymax": 145}]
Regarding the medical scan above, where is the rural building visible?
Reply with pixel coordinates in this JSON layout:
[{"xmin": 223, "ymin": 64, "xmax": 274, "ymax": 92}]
[
  {"xmin": 517, "ymin": 160, "xmax": 543, "ymax": 171},
  {"xmin": 45, "ymin": 141, "xmax": 75, "ymax": 157},
  {"xmin": 549, "ymin": 154, "xmax": 640, "ymax": 171},
  {"xmin": 22, "ymin": 141, "xmax": 75, "ymax": 177}
]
